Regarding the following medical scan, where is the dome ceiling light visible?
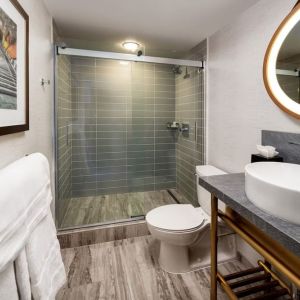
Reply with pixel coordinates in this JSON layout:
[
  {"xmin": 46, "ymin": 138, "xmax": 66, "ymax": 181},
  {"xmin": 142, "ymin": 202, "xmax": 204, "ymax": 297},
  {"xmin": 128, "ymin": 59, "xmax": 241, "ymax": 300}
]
[{"xmin": 122, "ymin": 41, "xmax": 140, "ymax": 52}]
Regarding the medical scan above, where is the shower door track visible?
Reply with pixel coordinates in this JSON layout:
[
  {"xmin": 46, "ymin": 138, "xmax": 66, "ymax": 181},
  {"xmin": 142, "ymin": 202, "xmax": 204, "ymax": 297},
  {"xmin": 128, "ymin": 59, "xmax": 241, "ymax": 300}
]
[
  {"xmin": 58, "ymin": 216, "xmax": 146, "ymax": 232},
  {"xmin": 57, "ymin": 46, "xmax": 204, "ymax": 68}
]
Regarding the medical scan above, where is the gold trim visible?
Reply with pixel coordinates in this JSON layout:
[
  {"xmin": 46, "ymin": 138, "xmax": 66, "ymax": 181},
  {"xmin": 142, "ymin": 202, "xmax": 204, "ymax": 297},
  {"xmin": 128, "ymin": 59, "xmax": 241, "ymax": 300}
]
[
  {"xmin": 217, "ymin": 273, "xmax": 238, "ymax": 300},
  {"xmin": 210, "ymin": 194, "xmax": 218, "ymax": 300},
  {"xmin": 219, "ymin": 211, "xmax": 300, "ymax": 287},
  {"xmin": 258, "ymin": 260, "xmax": 291, "ymax": 294},
  {"xmin": 263, "ymin": 2, "xmax": 300, "ymax": 119}
]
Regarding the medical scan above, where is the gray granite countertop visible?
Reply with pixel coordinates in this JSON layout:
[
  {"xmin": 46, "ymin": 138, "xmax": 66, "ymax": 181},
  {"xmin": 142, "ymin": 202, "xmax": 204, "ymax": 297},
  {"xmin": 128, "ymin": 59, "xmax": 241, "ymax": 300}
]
[{"xmin": 198, "ymin": 173, "xmax": 300, "ymax": 257}]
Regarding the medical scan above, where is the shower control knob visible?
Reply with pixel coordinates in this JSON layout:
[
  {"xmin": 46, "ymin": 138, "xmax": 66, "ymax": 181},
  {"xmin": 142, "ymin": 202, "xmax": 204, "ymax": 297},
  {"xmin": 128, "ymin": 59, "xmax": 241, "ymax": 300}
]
[{"xmin": 179, "ymin": 123, "xmax": 189, "ymax": 133}]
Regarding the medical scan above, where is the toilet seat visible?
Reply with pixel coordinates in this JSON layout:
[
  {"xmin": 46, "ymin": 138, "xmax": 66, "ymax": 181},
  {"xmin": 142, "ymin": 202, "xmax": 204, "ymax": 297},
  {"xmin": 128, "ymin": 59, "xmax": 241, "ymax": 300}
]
[{"xmin": 146, "ymin": 204, "xmax": 205, "ymax": 232}]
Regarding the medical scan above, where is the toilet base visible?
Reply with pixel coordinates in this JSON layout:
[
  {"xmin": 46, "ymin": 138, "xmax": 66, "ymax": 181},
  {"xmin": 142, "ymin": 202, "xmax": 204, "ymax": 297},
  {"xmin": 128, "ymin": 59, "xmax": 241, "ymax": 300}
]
[
  {"xmin": 159, "ymin": 242, "xmax": 190, "ymax": 273},
  {"xmin": 157, "ymin": 227, "xmax": 237, "ymax": 274}
]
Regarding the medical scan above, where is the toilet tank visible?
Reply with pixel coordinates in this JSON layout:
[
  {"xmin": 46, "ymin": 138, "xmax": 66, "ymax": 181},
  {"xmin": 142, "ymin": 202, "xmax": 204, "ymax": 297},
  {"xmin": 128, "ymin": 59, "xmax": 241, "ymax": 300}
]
[{"xmin": 196, "ymin": 165, "xmax": 227, "ymax": 216}]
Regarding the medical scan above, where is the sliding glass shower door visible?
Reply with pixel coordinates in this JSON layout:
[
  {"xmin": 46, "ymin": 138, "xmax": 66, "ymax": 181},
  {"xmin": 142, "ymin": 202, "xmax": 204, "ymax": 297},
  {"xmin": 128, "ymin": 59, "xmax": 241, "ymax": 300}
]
[{"xmin": 55, "ymin": 54, "xmax": 180, "ymax": 230}]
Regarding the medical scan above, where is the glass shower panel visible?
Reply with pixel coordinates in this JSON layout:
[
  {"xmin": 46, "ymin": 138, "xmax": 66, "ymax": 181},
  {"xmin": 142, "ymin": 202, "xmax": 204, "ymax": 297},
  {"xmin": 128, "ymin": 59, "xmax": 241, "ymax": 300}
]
[
  {"xmin": 71, "ymin": 56, "xmax": 97, "ymax": 199},
  {"xmin": 96, "ymin": 58, "xmax": 130, "ymax": 197},
  {"xmin": 60, "ymin": 55, "xmax": 98, "ymax": 228},
  {"xmin": 55, "ymin": 54, "xmax": 186, "ymax": 230},
  {"xmin": 128, "ymin": 62, "xmax": 178, "ymax": 216},
  {"xmin": 175, "ymin": 66, "xmax": 205, "ymax": 206},
  {"xmin": 55, "ymin": 54, "xmax": 72, "ymax": 227},
  {"xmin": 56, "ymin": 56, "xmax": 131, "ymax": 228},
  {"xmin": 124, "ymin": 62, "xmax": 148, "ymax": 216},
  {"xmin": 129, "ymin": 63, "xmax": 152, "ymax": 191},
  {"xmin": 154, "ymin": 63, "xmax": 177, "ymax": 191}
]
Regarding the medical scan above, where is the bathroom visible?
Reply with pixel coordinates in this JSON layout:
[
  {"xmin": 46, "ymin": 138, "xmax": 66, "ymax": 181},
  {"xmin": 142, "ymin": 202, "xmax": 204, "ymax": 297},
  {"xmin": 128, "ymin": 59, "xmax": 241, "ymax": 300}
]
[{"xmin": 0, "ymin": 0, "xmax": 300, "ymax": 299}]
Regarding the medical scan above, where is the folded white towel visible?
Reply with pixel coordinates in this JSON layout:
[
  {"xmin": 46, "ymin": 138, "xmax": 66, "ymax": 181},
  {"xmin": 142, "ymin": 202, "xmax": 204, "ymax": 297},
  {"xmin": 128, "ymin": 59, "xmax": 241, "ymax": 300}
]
[
  {"xmin": 0, "ymin": 153, "xmax": 52, "ymax": 272},
  {"xmin": 0, "ymin": 264, "xmax": 19, "ymax": 300},
  {"xmin": 0, "ymin": 153, "xmax": 66, "ymax": 299},
  {"xmin": 15, "ymin": 249, "xmax": 31, "ymax": 300},
  {"xmin": 26, "ymin": 211, "xmax": 66, "ymax": 300}
]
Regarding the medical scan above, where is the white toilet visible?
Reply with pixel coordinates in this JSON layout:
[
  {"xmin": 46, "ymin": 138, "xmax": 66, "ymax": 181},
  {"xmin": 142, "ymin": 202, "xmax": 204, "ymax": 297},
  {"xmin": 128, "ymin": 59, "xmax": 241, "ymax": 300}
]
[{"xmin": 146, "ymin": 165, "xmax": 236, "ymax": 274}]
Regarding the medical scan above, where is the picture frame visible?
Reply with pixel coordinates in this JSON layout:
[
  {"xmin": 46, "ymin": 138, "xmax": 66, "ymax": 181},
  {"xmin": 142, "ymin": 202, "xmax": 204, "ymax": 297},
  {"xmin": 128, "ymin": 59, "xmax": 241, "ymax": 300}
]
[{"xmin": 0, "ymin": 0, "xmax": 28, "ymax": 136}]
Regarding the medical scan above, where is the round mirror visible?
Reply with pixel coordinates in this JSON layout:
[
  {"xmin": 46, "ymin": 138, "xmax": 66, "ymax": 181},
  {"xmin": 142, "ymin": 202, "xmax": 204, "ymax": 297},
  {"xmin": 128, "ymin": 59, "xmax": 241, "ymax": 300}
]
[{"xmin": 264, "ymin": 2, "xmax": 300, "ymax": 119}]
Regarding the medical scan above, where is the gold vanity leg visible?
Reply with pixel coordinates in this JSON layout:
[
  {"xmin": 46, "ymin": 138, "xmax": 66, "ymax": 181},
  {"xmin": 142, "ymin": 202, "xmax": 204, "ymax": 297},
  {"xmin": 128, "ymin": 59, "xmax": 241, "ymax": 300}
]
[{"xmin": 211, "ymin": 194, "xmax": 218, "ymax": 300}]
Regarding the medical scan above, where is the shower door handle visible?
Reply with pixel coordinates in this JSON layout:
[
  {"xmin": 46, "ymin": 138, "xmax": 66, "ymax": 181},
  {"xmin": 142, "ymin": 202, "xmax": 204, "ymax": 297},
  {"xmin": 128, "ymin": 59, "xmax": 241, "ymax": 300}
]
[
  {"xmin": 195, "ymin": 122, "xmax": 198, "ymax": 144},
  {"xmin": 66, "ymin": 123, "xmax": 70, "ymax": 146}
]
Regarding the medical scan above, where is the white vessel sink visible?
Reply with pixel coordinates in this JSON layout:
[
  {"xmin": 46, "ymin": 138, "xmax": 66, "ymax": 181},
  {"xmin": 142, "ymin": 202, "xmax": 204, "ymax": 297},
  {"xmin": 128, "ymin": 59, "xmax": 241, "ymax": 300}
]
[{"xmin": 245, "ymin": 162, "xmax": 300, "ymax": 225}]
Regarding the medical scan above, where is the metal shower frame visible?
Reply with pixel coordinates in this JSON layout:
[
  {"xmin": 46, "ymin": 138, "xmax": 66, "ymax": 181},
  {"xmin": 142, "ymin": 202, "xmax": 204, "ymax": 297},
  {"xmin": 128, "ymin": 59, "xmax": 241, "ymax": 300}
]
[{"xmin": 57, "ymin": 47, "xmax": 204, "ymax": 68}]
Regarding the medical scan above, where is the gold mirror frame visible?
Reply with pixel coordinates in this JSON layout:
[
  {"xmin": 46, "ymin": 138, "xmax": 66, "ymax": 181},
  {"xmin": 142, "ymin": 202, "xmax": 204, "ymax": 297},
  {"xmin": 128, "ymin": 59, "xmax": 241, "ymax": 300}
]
[{"xmin": 263, "ymin": 1, "xmax": 300, "ymax": 119}]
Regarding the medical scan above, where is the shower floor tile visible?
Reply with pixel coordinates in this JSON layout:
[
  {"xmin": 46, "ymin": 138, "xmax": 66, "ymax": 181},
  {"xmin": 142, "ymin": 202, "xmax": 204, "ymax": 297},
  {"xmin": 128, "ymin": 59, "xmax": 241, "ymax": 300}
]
[{"xmin": 60, "ymin": 190, "xmax": 179, "ymax": 229}]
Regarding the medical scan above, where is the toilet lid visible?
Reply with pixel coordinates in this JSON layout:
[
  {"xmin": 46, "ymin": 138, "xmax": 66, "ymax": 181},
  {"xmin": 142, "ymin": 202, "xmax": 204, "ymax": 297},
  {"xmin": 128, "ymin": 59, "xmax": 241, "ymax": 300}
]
[{"xmin": 146, "ymin": 204, "xmax": 204, "ymax": 231}]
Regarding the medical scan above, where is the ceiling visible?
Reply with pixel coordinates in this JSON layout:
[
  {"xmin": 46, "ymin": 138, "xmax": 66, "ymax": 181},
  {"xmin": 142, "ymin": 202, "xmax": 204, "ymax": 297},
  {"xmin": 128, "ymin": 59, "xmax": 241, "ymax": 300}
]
[{"xmin": 44, "ymin": 0, "xmax": 260, "ymax": 57}]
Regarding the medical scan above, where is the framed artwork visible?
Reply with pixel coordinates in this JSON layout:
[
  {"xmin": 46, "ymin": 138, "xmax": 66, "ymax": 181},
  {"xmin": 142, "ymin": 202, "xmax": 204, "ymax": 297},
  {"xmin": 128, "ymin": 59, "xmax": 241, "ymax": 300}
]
[{"xmin": 0, "ymin": 0, "xmax": 28, "ymax": 136}]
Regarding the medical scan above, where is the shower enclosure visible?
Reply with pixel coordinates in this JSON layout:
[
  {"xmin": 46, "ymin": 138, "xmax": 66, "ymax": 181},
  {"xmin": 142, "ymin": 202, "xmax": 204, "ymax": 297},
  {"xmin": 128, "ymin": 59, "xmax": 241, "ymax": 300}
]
[{"xmin": 55, "ymin": 47, "xmax": 206, "ymax": 230}]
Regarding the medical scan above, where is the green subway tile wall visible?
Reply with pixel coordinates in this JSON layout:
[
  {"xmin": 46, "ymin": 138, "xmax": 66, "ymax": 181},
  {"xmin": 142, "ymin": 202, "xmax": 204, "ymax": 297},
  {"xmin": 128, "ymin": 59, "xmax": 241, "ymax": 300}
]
[{"xmin": 59, "ymin": 57, "xmax": 177, "ymax": 198}]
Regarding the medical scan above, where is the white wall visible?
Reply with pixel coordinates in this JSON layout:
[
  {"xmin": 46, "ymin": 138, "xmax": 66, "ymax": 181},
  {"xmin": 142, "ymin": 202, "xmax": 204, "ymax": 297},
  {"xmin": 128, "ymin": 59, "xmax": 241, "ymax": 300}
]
[
  {"xmin": 207, "ymin": 0, "xmax": 300, "ymax": 266},
  {"xmin": 207, "ymin": 0, "xmax": 300, "ymax": 173},
  {"xmin": 0, "ymin": 1, "xmax": 54, "ymax": 204}
]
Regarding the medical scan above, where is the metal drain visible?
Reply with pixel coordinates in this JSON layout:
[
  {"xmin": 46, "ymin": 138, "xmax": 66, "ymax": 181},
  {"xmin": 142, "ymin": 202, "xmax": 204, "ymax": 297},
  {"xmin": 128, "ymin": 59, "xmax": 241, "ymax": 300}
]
[{"xmin": 130, "ymin": 215, "xmax": 145, "ymax": 220}]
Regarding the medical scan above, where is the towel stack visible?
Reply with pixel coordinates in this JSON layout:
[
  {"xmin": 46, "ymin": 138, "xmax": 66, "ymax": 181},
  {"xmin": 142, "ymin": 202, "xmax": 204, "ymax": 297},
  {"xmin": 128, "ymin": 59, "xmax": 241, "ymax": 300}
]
[{"xmin": 0, "ymin": 153, "xmax": 66, "ymax": 299}]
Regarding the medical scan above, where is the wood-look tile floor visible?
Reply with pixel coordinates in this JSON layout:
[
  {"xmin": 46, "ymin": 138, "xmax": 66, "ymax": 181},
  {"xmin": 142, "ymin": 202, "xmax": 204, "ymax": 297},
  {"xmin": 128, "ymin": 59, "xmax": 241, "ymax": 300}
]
[
  {"xmin": 57, "ymin": 235, "xmax": 250, "ymax": 300},
  {"xmin": 60, "ymin": 190, "xmax": 181, "ymax": 229}
]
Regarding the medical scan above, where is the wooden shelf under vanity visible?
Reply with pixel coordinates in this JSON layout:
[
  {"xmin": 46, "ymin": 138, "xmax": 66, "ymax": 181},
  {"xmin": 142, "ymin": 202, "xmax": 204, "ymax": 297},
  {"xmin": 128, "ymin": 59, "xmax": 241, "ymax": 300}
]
[
  {"xmin": 217, "ymin": 259, "xmax": 292, "ymax": 299},
  {"xmin": 210, "ymin": 195, "xmax": 300, "ymax": 300}
]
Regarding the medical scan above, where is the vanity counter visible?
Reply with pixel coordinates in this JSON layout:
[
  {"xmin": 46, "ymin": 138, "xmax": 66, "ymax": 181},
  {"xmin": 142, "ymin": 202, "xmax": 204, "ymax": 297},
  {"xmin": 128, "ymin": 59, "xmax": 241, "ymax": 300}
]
[{"xmin": 199, "ymin": 173, "xmax": 300, "ymax": 257}]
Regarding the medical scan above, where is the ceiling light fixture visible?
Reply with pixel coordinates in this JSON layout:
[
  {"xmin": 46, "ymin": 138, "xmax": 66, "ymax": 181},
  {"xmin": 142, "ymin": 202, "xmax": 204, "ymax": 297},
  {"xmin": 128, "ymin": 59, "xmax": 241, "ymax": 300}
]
[{"xmin": 122, "ymin": 41, "xmax": 140, "ymax": 52}]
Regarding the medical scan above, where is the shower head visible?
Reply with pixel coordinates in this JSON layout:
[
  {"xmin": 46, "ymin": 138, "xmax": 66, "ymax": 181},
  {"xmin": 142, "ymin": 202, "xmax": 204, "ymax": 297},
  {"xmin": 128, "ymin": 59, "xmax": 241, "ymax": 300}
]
[
  {"xmin": 172, "ymin": 65, "xmax": 182, "ymax": 75},
  {"xmin": 183, "ymin": 67, "xmax": 190, "ymax": 79}
]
